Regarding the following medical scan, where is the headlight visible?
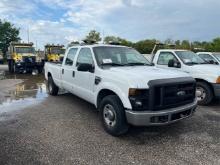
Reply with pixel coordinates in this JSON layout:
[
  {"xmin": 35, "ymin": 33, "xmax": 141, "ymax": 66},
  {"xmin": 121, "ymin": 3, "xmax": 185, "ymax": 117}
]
[
  {"xmin": 216, "ymin": 77, "xmax": 220, "ymax": 84},
  {"xmin": 128, "ymin": 88, "xmax": 149, "ymax": 111}
]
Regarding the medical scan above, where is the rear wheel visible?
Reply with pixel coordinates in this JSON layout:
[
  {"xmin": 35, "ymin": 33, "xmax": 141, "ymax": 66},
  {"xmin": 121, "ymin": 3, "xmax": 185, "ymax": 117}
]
[
  {"xmin": 99, "ymin": 95, "xmax": 129, "ymax": 136},
  {"xmin": 47, "ymin": 76, "xmax": 59, "ymax": 96},
  {"xmin": 196, "ymin": 81, "xmax": 213, "ymax": 105}
]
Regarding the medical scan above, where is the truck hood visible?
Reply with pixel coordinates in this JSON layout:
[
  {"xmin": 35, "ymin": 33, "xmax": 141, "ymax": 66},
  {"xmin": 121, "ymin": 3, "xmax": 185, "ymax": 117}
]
[
  {"xmin": 189, "ymin": 64, "xmax": 220, "ymax": 75},
  {"xmin": 103, "ymin": 66, "xmax": 190, "ymax": 88}
]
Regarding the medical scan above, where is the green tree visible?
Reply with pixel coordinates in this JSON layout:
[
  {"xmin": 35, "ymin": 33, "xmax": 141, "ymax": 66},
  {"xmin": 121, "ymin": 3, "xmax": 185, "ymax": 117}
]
[
  {"xmin": 104, "ymin": 36, "xmax": 133, "ymax": 47},
  {"xmin": 133, "ymin": 39, "xmax": 156, "ymax": 54},
  {"xmin": 104, "ymin": 36, "xmax": 118, "ymax": 43},
  {"xmin": 181, "ymin": 40, "xmax": 191, "ymax": 50},
  {"xmin": 0, "ymin": 20, "xmax": 20, "ymax": 57},
  {"xmin": 85, "ymin": 30, "xmax": 101, "ymax": 42},
  {"xmin": 212, "ymin": 38, "xmax": 220, "ymax": 51}
]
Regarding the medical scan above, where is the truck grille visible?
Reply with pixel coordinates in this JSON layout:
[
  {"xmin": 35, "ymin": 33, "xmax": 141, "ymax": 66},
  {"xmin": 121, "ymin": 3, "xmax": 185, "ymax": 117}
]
[
  {"xmin": 148, "ymin": 77, "xmax": 196, "ymax": 111},
  {"xmin": 22, "ymin": 56, "xmax": 36, "ymax": 63}
]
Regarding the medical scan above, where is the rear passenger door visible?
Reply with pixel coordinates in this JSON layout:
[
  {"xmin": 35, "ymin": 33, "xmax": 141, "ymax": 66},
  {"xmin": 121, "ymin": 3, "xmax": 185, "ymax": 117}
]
[
  {"xmin": 74, "ymin": 48, "xmax": 96, "ymax": 104},
  {"xmin": 61, "ymin": 48, "xmax": 78, "ymax": 92}
]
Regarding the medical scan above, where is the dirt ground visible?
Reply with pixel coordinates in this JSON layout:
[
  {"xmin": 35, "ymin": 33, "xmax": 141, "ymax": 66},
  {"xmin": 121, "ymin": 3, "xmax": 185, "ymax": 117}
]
[{"xmin": 0, "ymin": 65, "xmax": 219, "ymax": 165}]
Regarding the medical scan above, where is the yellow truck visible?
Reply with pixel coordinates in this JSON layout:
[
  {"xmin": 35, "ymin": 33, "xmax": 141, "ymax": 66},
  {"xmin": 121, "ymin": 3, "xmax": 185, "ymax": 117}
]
[
  {"xmin": 7, "ymin": 42, "xmax": 44, "ymax": 73},
  {"xmin": 44, "ymin": 44, "xmax": 65, "ymax": 63}
]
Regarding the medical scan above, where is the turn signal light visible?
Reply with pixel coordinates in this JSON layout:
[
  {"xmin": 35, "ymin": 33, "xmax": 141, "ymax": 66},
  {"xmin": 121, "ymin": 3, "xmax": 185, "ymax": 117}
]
[
  {"xmin": 216, "ymin": 77, "xmax": 220, "ymax": 84},
  {"xmin": 129, "ymin": 88, "xmax": 141, "ymax": 96}
]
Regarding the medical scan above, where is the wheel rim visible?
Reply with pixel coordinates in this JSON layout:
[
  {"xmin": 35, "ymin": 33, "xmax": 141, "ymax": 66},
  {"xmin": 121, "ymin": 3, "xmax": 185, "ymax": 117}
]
[
  {"xmin": 196, "ymin": 87, "xmax": 206, "ymax": 101},
  {"xmin": 103, "ymin": 104, "xmax": 116, "ymax": 127}
]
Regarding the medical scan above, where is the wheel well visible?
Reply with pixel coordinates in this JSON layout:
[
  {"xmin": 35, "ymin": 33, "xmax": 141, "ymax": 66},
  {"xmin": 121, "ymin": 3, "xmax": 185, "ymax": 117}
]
[
  {"xmin": 97, "ymin": 89, "xmax": 120, "ymax": 108},
  {"xmin": 195, "ymin": 78, "xmax": 214, "ymax": 94}
]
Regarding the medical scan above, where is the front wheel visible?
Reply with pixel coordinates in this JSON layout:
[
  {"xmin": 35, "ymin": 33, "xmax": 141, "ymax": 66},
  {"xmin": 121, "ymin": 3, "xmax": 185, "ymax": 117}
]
[
  {"xmin": 47, "ymin": 76, "xmax": 59, "ymax": 96},
  {"xmin": 196, "ymin": 82, "xmax": 213, "ymax": 105},
  {"xmin": 99, "ymin": 95, "xmax": 129, "ymax": 136}
]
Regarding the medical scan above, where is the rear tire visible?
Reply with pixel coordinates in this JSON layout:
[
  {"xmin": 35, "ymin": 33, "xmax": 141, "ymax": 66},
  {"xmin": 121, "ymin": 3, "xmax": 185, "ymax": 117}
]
[
  {"xmin": 8, "ymin": 60, "xmax": 14, "ymax": 73},
  {"xmin": 47, "ymin": 76, "xmax": 59, "ymax": 96},
  {"xmin": 99, "ymin": 95, "xmax": 129, "ymax": 136},
  {"xmin": 196, "ymin": 81, "xmax": 213, "ymax": 105}
]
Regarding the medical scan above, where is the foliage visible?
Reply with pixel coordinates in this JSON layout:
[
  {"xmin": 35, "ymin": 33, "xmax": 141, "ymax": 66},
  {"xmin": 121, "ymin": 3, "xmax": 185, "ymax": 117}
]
[
  {"xmin": 85, "ymin": 30, "xmax": 101, "ymax": 42},
  {"xmin": 0, "ymin": 20, "xmax": 20, "ymax": 57}
]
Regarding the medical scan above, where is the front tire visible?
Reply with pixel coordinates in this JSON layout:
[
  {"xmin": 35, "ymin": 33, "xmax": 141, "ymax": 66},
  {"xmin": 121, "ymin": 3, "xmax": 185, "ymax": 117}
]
[
  {"xmin": 196, "ymin": 81, "xmax": 213, "ymax": 105},
  {"xmin": 47, "ymin": 76, "xmax": 59, "ymax": 96},
  {"xmin": 99, "ymin": 95, "xmax": 129, "ymax": 136}
]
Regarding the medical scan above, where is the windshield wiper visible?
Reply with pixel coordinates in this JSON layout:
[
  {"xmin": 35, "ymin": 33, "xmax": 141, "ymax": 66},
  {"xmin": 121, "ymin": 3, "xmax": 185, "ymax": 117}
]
[
  {"xmin": 185, "ymin": 62, "xmax": 199, "ymax": 65},
  {"xmin": 100, "ymin": 63, "xmax": 125, "ymax": 66},
  {"xmin": 126, "ymin": 62, "xmax": 150, "ymax": 66}
]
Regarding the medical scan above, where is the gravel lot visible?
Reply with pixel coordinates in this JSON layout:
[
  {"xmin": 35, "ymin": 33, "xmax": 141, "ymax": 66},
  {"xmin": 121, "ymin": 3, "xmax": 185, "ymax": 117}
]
[{"xmin": 0, "ymin": 65, "xmax": 219, "ymax": 165}]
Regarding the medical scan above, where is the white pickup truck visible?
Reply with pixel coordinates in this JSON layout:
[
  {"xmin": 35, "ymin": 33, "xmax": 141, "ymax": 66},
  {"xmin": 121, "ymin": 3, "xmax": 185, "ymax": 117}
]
[
  {"xmin": 45, "ymin": 44, "xmax": 197, "ymax": 136},
  {"xmin": 197, "ymin": 52, "xmax": 220, "ymax": 65},
  {"xmin": 152, "ymin": 49, "xmax": 220, "ymax": 105}
]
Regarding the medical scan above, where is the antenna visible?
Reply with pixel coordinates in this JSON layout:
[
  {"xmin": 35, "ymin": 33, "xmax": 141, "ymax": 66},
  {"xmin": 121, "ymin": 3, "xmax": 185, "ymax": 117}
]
[{"xmin": 102, "ymin": 29, "xmax": 105, "ymax": 44}]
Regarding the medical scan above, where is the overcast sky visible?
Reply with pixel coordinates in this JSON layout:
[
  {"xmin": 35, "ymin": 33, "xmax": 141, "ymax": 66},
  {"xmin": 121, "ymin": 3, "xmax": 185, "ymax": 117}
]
[{"xmin": 0, "ymin": 0, "xmax": 220, "ymax": 49}]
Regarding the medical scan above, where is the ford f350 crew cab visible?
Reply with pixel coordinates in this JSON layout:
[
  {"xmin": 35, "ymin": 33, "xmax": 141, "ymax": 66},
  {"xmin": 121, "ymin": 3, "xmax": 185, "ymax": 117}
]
[
  {"xmin": 152, "ymin": 49, "xmax": 220, "ymax": 105},
  {"xmin": 45, "ymin": 44, "xmax": 197, "ymax": 136}
]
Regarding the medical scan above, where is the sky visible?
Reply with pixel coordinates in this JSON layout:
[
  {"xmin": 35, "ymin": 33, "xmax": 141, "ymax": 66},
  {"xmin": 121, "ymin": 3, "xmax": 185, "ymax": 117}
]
[{"xmin": 0, "ymin": 0, "xmax": 220, "ymax": 49}]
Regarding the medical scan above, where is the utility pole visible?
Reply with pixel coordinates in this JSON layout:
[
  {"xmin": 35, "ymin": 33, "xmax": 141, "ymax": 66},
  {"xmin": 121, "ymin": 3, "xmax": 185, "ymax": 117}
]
[
  {"xmin": 36, "ymin": 40, "xmax": 38, "ymax": 50},
  {"xmin": 102, "ymin": 29, "xmax": 105, "ymax": 44},
  {"xmin": 27, "ymin": 27, "xmax": 30, "ymax": 43}
]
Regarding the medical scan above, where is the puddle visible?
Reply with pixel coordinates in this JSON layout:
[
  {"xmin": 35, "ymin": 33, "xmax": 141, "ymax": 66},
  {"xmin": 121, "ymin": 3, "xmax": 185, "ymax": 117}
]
[{"xmin": 0, "ymin": 73, "xmax": 48, "ymax": 115}]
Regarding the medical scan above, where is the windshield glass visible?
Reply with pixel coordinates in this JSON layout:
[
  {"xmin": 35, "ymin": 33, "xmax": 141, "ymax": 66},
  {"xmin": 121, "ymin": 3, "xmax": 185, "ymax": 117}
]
[
  {"xmin": 51, "ymin": 48, "xmax": 63, "ymax": 54},
  {"xmin": 15, "ymin": 47, "xmax": 35, "ymax": 54},
  {"xmin": 93, "ymin": 46, "xmax": 151, "ymax": 67},
  {"xmin": 175, "ymin": 51, "xmax": 205, "ymax": 65},
  {"xmin": 213, "ymin": 53, "xmax": 220, "ymax": 61}
]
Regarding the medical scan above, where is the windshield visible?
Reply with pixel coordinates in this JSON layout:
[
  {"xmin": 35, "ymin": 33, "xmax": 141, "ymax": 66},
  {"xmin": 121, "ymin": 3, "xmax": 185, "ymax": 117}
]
[
  {"xmin": 213, "ymin": 53, "xmax": 220, "ymax": 61},
  {"xmin": 50, "ymin": 48, "xmax": 63, "ymax": 54},
  {"xmin": 175, "ymin": 51, "xmax": 205, "ymax": 65},
  {"xmin": 15, "ymin": 47, "xmax": 35, "ymax": 54},
  {"xmin": 93, "ymin": 46, "xmax": 151, "ymax": 67}
]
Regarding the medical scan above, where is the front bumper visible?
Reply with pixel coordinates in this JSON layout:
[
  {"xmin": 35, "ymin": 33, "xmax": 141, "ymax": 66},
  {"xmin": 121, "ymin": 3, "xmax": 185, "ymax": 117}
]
[
  {"xmin": 212, "ymin": 83, "xmax": 220, "ymax": 98},
  {"xmin": 125, "ymin": 100, "xmax": 197, "ymax": 126}
]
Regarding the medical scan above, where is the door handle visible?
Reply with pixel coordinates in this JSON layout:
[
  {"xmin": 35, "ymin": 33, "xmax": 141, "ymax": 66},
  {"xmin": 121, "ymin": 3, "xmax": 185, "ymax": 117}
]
[
  {"xmin": 72, "ymin": 71, "xmax": 75, "ymax": 77},
  {"xmin": 62, "ymin": 69, "xmax": 64, "ymax": 74}
]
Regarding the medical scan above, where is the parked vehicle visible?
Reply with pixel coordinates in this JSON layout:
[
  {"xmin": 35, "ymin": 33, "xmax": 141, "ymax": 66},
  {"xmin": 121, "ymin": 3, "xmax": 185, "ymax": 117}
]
[
  {"xmin": 152, "ymin": 49, "xmax": 220, "ymax": 105},
  {"xmin": 0, "ymin": 50, "xmax": 3, "ymax": 64},
  {"xmin": 7, "ymin": 42, "xmax": 44, "ymax": 73},
  {"xmin": 197, "ymin": 52, "xmax": 220, "ymax": 65},
  {"xmin": 44, "ymin": 44, "xmax": 65, "ymax": 63},
  {"xmin": 45, "ymin": 44, "xmax": 197, "ymax": 136}
]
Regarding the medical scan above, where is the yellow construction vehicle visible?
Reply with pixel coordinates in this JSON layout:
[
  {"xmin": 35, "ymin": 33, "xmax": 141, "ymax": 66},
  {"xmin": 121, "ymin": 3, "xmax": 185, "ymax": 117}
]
[
  {"xmin": 7, "ymin": 42, "xmax": 44, "ymax": 73},
  {"xmin": 44, "ymin": 44, "xmax": 65, "ymax": 62}
]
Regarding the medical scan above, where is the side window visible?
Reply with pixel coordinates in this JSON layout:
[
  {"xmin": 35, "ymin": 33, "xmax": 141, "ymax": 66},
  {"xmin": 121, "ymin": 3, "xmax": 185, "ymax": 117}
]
[
  {"xmin": 158, "ymin": 52, "xmax": 178, "ymax": 65},
  {"xmin": 65, "ymin": 48, "xmax": 78, "ymax": 66},
  {"xmin": 76, "ymin": 48, "xmax": 93, "ymax": 66}
]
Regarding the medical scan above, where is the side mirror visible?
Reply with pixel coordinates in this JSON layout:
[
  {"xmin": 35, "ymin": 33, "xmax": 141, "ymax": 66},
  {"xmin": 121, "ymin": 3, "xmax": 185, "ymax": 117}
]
[
  {"xmin": 168, "ymin": 59, "xmax": 181, "ymax": 68},
  {"xmin": 77, "ymin": 63, "xmax": 94, "ymax": 73}
]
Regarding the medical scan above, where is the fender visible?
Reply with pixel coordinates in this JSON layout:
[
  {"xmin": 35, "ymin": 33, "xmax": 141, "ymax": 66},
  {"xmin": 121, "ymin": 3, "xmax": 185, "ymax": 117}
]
[{"xmin": 95, "ymin": 82, "xmax": 132, "ymax": 109}]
